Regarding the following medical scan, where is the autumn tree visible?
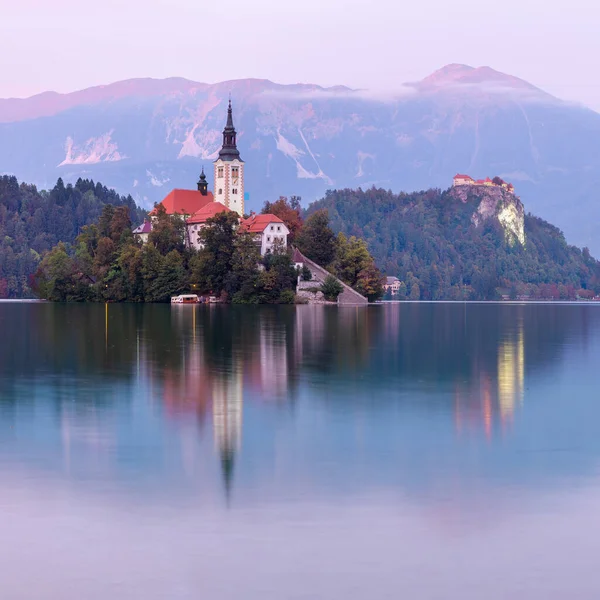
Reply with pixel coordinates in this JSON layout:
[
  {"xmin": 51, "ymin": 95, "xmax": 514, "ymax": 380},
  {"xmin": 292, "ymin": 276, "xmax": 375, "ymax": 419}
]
[{"xmin": 261, "ymin": 196, "xmax": 303, "ymax": 244}]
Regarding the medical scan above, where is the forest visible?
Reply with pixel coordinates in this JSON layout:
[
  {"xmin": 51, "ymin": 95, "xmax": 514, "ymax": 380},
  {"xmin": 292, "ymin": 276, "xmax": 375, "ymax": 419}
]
[
  {"xmin": 0, "ymin": 176, "xmax": 145, "ymax": 298},
  {"xmin": 308, "ymin": 187, "xmax": 600, "ymax": 300},
  {"xmin": 6, "ymin": 174, "xmax": 595, "ymax": 302}
]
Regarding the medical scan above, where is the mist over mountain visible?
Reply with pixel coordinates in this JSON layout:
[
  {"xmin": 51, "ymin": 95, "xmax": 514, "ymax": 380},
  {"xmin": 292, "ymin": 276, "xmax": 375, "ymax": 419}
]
[{"xmin": 2, "ymin": 64, "xmax": 600, "ymax": 253}]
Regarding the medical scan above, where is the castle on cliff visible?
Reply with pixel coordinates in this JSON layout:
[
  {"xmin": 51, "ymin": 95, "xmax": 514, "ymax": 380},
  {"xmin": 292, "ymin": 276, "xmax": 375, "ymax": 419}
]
[{"xmin": 453, "ymin": 174, "xmax": 515, "ymax": 194}]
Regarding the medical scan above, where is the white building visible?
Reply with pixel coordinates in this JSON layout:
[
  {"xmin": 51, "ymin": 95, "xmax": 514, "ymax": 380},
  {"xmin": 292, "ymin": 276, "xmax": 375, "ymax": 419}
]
[
  {"xmin": 186, "ymin": 201, "xmax": 234, "ymax": 251},
  {"xmin": 241, "ymin": 214, "xmax": 290, "ymax": 255},
  {"xmin": 132, "ymin": 221, "xmax": 152, "ymax": 243}
]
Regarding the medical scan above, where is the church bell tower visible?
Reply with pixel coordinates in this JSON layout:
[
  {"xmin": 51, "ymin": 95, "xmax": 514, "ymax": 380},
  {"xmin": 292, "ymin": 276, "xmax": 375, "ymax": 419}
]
[
  {"xmin": 197, "ymin": 166, "xmax": 208, "ymax": 195},
  {"xmin": 214, "ymin": 99, "xmax": 245, "ymax": 216}
]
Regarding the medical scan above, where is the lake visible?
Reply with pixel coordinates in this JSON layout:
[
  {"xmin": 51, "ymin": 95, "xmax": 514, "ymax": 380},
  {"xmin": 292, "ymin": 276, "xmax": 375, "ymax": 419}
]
[{"xmin": 1, "ymin": 302, "xmax": 599, "ymax": 599}]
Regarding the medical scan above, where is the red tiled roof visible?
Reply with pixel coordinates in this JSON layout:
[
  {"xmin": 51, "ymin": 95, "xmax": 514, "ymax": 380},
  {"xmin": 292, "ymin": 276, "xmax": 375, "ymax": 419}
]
[
  {"xmin": 150, "ymin": 189, "xmax": 214, "ymax": 216},
  {"xmin": 454, "ymin": 174, "xmax": 472, "ymax": 180},
  {"xmin": 187, "ymin": 201, "xmax": 232, "ymax": 224},
  {"xmin": 476, "ymin": 179, "xmax": 485, "ymax": 184},
  {"xmin": 485, "ymin": 177, "xmax": 493, "ymax": 182},
  {"xmin": 241, "ymin": 213, "xmax": 285, "ymax": 233}
]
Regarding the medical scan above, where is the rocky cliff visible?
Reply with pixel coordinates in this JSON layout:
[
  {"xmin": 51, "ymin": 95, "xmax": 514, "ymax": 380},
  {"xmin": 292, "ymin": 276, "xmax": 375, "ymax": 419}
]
[
  {"xmin": 307, "ymin": 185, "xmax": 600, "ymax": 300},
  {"xmin": 449, "ymin": 185, "xmax": 526, "ymax": 247}
]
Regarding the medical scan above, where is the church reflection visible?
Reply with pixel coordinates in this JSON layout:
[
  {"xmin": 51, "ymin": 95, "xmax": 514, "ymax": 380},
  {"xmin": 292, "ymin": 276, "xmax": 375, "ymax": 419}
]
[
  {"xmin": 144, "ymin": 305, "xmax": 539, "ymax": 495},
  {"xmin": 1, "ymin": 301, "xmax": 597, "ymax": 501}
]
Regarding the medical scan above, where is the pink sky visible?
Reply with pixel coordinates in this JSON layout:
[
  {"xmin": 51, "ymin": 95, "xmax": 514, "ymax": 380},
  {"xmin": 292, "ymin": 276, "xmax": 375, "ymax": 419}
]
[{"xmin": 2, "ymin": 0, "xmax": 599, "ymax": 110}]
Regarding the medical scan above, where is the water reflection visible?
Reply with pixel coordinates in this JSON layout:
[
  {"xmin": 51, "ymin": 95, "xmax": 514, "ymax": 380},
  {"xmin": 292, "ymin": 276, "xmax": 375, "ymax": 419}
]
[
  {"xmin": 455, "ymin": 317, "xmax": 526, "ymax": 438},
  {"xmin": 0, "ymin": 302, "xmax": 599, "ymax": 502}
]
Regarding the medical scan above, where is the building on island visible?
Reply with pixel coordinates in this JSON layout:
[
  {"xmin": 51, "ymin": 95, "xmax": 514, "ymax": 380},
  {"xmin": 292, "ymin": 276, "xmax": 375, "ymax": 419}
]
[
  {"xmin": 134, "ymin": 100, "xmax": 287, "ymax": 256},
  {"xmin": 241, "ymin": 214, "xmax": 290, "ymax": 255},
  {"xmin": 383, "ymin": 276, "xmax": 401, "ymax": 296},
  {"xmin": 452, "ymin": 173, "xmax": 515, "ymax": 193},
  {"xmin": 186, "ymin": 201, "xmax": 235, "ymax": 251},
  {"xmin": 132, "ymin": 220, "xmax": 152, "ymax": 243}
]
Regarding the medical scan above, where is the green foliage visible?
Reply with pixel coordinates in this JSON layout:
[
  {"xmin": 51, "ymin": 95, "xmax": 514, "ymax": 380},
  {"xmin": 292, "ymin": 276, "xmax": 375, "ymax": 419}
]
[
  {"xmin": 148, "ymin": 203, "xmax": 185, "ymax": 255},
  {"xmin": 321, "ymin": 274, "xmax": 344, "ymax": 301},
  {"xmin": 301, "ymin": 264, "xmax": 312, "ymax": 281},
  {"xmin": 34, "ymin": 199, "xmax": 300, "ymax": 304},
  {"xmin": 296, "ymin": 209, "xmax": 337, "ymax": 267},
  {"xmin": 307, "ymin": 187, "xmax": 600, "ymax": 300},
  {"xmin": 190, "ymin": 211, "xmax": 239, "ymax": 294},
  {"xmin": 0, "ymin": 175, "xmax": 145, "ymax": 298},
  {"xmin": 334, "ymin": 232, "xmax": 383, "ymax": 301},
  {"xmin": 226, "ymin": 231, "xmax": 262, "ymax": 303}
]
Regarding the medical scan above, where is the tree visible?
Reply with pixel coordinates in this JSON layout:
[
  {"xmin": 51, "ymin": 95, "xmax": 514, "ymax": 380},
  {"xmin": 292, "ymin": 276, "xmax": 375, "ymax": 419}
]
[
  {"xmin": 32, "ymin": 242, "xmax": 75, "ymax": 301},
  {"xmin": 301, "ymin": 265, "xmax": 312, "ymax": 281},
  {"xmin": 118, "ymin": 244, "xmax": 144, "ymax": 301},
  {"xmin": 226, "ymin": 230, "xmax": 261, "ymax": 303},
  {"xmin": 334, "ymin": 233, "xmax": 371, "ymax": 287},
  {"xmin": 260, "ymin": 245, "xmax": 297, "ymax": 303},
  {"xmin": 110, "ymin": 206, "xmax": 133, "ymax": 245},
  {"xmin": 410, "ymin": 282, "xmax": 421, "ymax": 300},
  {"xmin": 397, "ymin": 281, "xmax": 407, "ymax": 299},
  {"xmin": 355, "ymin": 263, "xmax": 384, "ymax": 302},
  {"xmin": 97, "ymin": 204, "xmax": 115, "ymax": 238},
  {"xmin": 296, "ymin": 209, "xmax": 336, "ymax": 267},
  {"xmin": 148, "ymin": 204, "xmax": 184, "ymax": 255},
  {"xmin": 191, "ymin": 211, "xmax": 239, "ymax": 294},
  {"xmin": 321, "ymin": 274, "xmax": 344, "ymax": 301},
  {"xmin": 261, "ymin": 196, "xmax": 303, "ymax": 244}
]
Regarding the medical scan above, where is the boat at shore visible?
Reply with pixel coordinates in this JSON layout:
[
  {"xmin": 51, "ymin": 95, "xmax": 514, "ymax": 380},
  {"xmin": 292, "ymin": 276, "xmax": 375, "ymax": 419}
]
[{"xmin": 171, "ymin": 294, "xmax": 200, "ymax": 304}]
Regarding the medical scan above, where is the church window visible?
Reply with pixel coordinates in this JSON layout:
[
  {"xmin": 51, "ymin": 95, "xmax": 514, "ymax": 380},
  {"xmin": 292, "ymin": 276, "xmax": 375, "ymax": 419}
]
[
  {"xmin": 277, "ymin": 226, "xmax": 281, "ymax": 231},
  {"xmin": 270, "ymin": 226, "xmax": 274, "ymax": 231},
  {"xmin": 218, "ymin": 188, "xmax": 222, "ymax": 195},
  {"xmin": 232, "ymin": 188, "xmax": 238, "ymax": 195},
  {"xmin": 267, "ymin": 236, "xmax": 271, "ymax": 242},
  {"xmin": 232, "ymin": 167, "xmax": 239, "ymax": 176},
  {"xmin": 218, "ymin": 167, "xmax": 224, "ymax": 178}
]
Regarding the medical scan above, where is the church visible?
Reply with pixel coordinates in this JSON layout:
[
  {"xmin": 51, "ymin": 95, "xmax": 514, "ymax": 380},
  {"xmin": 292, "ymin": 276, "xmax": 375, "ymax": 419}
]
[{"xmin": 134, "ymin": 100, "xmax": 289, "ymax": 255}]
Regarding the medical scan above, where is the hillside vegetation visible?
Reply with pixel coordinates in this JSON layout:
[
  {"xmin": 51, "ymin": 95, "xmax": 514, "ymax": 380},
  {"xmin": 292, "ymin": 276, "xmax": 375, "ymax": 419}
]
[
  {"xmin": 0, "ymin": 176, "xmax": 145, "ymax": 297},
  {"xmin": 308, "ymin": 187, "xmax": 600, "ymax": 300}
]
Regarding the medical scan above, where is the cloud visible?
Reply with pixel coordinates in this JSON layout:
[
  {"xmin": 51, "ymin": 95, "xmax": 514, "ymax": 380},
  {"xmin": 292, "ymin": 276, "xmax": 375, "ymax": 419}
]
[
  {"xmin": 259, "ymin": 85, "xmax": 416, "ymax": 104},
  {"xmin": 415, "ymin": 80, "xmax": 565, "ymax": 106}
]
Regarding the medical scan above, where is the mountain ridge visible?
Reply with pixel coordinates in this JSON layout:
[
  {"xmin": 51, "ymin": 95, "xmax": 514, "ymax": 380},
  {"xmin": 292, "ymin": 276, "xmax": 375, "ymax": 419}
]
[{"xmin": 2, "ymin": 64, "xmax": 600, "ymax": 253}]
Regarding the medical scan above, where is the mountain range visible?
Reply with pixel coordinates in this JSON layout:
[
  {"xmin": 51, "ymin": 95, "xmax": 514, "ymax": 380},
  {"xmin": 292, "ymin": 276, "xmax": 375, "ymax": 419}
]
[{"xmin": 2, "ymin": 64, "xmax": 600, "ymax": 253}]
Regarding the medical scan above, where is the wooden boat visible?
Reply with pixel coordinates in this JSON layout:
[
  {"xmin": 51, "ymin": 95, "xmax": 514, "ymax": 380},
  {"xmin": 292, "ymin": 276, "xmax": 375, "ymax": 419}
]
[{"xmin": 171, "ymin": 294, "xmax": 200, "ymax": 304}]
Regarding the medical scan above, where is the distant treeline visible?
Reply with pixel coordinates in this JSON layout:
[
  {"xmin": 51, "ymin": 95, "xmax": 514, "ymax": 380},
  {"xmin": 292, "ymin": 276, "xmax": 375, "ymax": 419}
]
[
  {"xmin": 307, "ymin": 187, "xmax": 600, "ymax": 300},
  {"xmin": 0, "ymin": 176, "xmax": 145, "ymax": 298}
]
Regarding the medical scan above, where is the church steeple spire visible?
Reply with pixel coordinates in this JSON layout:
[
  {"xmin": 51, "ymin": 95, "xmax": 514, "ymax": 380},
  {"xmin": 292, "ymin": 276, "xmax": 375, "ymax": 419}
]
[
  {"xmin": 218, "ymin": 99, "xmax": 241, "ymax": 161},
  {"xmin": 197, "ymin": 166, "xmax": 208, "ymax": 195},
  {"xmin": 214, "ymin": 97, "xmax": 245, "ymax": 216}
]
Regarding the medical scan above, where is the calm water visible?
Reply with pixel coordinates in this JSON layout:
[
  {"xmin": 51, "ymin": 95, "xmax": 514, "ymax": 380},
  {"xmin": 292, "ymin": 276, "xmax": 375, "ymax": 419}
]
[{"xmin": 1, "ymin": 302, "xmax": 600, "ymax": 599}]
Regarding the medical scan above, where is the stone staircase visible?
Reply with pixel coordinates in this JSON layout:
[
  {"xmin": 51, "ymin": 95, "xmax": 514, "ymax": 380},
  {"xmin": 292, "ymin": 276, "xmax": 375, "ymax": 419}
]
[{"xmin": 293, "ymin": 248, "xmax": 368, "ymax": 305}]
